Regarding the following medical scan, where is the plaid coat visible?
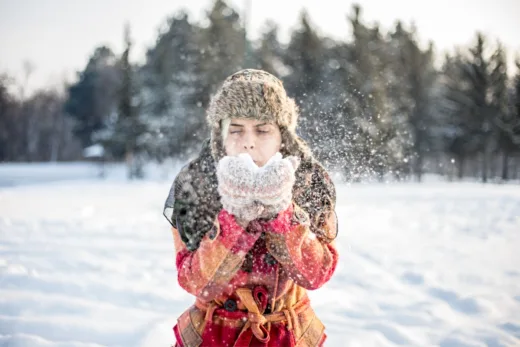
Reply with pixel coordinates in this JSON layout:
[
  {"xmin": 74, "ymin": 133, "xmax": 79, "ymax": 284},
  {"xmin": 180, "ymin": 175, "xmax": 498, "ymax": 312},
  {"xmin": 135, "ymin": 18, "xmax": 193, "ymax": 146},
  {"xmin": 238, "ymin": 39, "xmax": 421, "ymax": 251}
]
[{"xmin": 168, "ymin": 143, "xmax": 338, "ymax": 347}]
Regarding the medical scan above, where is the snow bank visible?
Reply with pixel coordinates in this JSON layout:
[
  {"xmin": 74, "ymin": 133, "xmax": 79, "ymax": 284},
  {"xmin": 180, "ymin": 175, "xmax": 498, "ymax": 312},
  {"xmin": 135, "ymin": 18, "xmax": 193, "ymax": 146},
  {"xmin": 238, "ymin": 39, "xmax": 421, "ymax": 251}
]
[{"xmin": 0, "ymin": 163, "xmax": 519, "ymax": 346}]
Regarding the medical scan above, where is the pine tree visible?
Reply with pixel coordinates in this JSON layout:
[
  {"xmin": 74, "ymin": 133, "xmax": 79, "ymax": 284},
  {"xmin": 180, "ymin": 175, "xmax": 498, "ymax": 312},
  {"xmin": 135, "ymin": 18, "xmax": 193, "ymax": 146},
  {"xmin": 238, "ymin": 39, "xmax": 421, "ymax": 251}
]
[
  {"xmin": 284, "ymin": 10, "xmax": 324, "ymax": 96},
  {"xmin": 197, "ymin": 0, "xmax": 246, "ymax": 106},
  {"xmin": 65, "ymin": 46, "xmax": 120, "ymax": 148},
  {"xmin": 114, "ymin": 24, "xmax": 145, "ymax": 179},
  {"xmin": 139, "ymin": 12, "xmax": 203, "ymax": 160},
  {"xmin": 489, "ymin": 42, "xmax": 512, "ymax": 180},
  {"xmin": 465, "ymin": 34, "xmax": 494, "ymax": 182},
  {"xmin": 440, "ymin": 52, "xmax": 475, "ymax": 179},
  {"xmin": 502, "ymin": 59, "xmax": 520, "ymax": 179},
  {"xmin": 513, "ymin": 59, "xmax": 520, "ymax": 145},
  {"xmin": 255, "ymin": 21, "xmax": 285, "ymax": 76},
  {"xmin": 345, "ymin": 5, "xmax": 397, "ymax": 180},
  {"xmin": 440, "ymin": 34, "xmax": 495, "ymax": 182},
  {"xmin": 388, "ymin": 22, "xmax": 437, "ymax": 181},
  {"xmin": 0, "ymin": 75, "xmax": 18, "ymax": 161},
  {"xmin": 283, "ymin": 12, "xmax": 324, "ymax": 137},
  {"xmin": 283, "ymin": 11, "xmax": 343, "ymax": 170}
]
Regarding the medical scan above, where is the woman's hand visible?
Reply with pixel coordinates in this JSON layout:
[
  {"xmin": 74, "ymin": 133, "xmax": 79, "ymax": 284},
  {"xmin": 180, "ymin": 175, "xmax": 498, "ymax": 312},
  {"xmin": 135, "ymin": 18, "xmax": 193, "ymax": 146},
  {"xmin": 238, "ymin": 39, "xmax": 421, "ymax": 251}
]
[
  {"xmin": 216, "ymin": 153, "xmax": 264, "ymax": 225},
  {"xmin": 254, "ymin": 154, "xmax": 300, "ymax": 218},
  {"xmin": 217, "ymin": 152, "xmax": 300, "ymax": 224}
]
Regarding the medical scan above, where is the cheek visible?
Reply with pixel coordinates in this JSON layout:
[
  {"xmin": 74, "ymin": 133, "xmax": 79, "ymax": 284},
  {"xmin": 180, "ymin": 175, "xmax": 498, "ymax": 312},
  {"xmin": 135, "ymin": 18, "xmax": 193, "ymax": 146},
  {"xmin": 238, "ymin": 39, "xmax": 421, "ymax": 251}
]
[
  {"xmin": 258, "ymin": 134, "xmax": 282, "ymax": 158},
  {"xmin": 224, "ymin": 137, "xmax": 239, "ymax": 156}
]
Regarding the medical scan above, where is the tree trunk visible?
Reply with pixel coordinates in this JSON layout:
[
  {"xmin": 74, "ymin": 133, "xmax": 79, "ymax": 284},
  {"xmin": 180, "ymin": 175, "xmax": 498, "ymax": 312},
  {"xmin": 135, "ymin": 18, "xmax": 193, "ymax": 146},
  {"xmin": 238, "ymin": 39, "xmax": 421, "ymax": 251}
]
[
  {"xmin": 126, "ymin": 150, "xmax": 134, "ymax": 180},
  {"xmin": 501, "ymin": 150, "xmax": 510, "ymax": 181},
  {"xmin": 457, "ymin": 155, "xmax": 465, "ymax": 180},
  {"xmin": 513, "ymin": 156, "xmax": 518, "ymax": 180},
  {"xmin": 446, "ymin": 155, "xmax": 454, "ymax": 182},
  {"xmin": 489, "ymin": 153, "xmax": 496, "ymax": 180},
  {"xmin": 482, "ymin": 152, "xmax": 488, "ymax": 183},
  {"xmin": 415, "ymin": 154, "xmax": 423, "ymax": 183},
  {"xmin": 50, "ymin": 107, "xmax": 64, "ymax": 162}
]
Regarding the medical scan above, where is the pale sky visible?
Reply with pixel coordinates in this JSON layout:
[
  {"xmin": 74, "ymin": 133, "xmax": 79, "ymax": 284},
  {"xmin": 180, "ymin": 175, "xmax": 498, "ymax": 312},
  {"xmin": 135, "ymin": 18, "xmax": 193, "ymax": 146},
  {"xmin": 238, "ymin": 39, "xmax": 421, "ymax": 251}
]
[{"xmin": 1, "ymin": 0, "xmax": 519, "ymax": 95}]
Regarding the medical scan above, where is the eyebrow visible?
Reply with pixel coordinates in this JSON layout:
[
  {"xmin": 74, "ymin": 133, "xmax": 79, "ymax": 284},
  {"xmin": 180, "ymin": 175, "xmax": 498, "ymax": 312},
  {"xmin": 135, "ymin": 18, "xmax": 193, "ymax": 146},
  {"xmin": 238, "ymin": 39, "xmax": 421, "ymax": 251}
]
[{"xmin": 229, "ymin": 123, "xmax": 270, "ymax": 127}]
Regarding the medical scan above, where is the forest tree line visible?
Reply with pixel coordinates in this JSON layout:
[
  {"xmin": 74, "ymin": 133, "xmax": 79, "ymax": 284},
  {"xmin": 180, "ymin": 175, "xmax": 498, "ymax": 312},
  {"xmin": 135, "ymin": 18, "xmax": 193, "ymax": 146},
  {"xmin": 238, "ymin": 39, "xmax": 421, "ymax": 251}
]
[{"xmin": 1, "ymin": 1, "xmax": 519, "ymax": 182}]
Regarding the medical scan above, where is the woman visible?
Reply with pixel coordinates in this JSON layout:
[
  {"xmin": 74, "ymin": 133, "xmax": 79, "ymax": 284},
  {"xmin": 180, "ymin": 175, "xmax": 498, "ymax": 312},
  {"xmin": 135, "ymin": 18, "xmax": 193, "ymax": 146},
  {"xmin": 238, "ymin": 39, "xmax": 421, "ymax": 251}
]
[{"xmin": 164, "ymin": 69, "xmax": 339, "ymax": 347}]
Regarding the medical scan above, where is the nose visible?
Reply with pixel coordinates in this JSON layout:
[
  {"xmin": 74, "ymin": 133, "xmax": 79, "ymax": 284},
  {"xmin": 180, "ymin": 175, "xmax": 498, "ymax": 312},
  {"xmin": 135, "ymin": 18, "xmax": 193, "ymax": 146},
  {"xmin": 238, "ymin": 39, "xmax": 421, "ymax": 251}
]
[{"xmin": 242, "ymin": 134, "xmax": 255, "ymax": 150}]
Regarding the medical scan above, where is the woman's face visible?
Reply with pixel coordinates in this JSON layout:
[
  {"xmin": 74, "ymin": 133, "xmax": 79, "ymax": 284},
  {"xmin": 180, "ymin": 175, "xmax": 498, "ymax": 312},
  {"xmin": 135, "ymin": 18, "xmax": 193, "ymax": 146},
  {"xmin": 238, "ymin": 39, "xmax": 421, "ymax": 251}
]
[{"xmin": 223, "ymin": 118, "xmax": 282, "ymax": 167}]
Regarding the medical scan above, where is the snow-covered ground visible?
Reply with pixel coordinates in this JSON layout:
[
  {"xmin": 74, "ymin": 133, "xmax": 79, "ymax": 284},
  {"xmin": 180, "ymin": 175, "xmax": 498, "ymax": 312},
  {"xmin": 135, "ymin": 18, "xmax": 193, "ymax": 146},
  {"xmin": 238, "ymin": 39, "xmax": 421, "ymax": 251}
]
[{"xmin": 1, "ymin": 163, "xmax": 519, "ymax": 347}]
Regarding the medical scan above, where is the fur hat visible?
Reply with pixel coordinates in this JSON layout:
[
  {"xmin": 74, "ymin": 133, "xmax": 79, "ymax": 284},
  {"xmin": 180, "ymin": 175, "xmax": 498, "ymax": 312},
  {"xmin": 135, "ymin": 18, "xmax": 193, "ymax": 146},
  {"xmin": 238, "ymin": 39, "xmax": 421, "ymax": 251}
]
[{"xmin": 206, "ymin": 69, "xmax": 312, "ymax": 161}]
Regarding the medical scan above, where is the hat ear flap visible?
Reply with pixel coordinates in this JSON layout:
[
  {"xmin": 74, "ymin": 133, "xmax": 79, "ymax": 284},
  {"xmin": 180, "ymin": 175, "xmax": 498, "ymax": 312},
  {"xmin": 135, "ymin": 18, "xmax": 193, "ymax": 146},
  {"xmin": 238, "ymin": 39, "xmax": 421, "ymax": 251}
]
[
  {"xmin": 285, "ymin": 97, "xmax": 299, "ymax": 132},
  {"xmin": 279, "ymin": 126, "xmax": 313, "ymax": 160}
]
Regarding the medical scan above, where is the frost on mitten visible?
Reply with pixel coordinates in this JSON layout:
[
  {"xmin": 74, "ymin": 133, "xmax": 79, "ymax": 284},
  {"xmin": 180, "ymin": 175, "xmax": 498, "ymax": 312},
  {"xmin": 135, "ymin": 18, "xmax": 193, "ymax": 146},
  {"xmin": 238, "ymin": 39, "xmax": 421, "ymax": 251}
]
[
  {"xmin": 254, "ymin": 153, "xmax": 300, "ymax": 216},
  {"xmin": 216, "ymin": 153, "xmax": 263, "ymax": 223}
]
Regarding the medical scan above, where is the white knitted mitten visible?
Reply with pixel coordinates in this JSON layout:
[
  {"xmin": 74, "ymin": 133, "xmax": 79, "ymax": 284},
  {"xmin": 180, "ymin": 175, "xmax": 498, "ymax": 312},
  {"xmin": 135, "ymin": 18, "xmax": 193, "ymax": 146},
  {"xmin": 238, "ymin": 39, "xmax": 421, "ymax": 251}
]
[
  {"xmin": 216, "ymin": 153, "xmax": 264, "ymax": 224},
  {"xmin": 254, "ymin": 153, "xmax": 300, "ymax": 217}
]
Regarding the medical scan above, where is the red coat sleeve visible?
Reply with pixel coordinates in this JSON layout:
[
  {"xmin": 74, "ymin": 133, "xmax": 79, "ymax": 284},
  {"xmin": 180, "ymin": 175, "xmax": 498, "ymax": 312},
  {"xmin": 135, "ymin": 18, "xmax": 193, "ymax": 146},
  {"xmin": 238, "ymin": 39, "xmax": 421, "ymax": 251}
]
[
  {"xmin": 172, "ymin": 209, "xmax": 262, "ymax": 300},
  {"xmin": 263, "ymin": 203, "xmax": 339, "ymax": 290}
]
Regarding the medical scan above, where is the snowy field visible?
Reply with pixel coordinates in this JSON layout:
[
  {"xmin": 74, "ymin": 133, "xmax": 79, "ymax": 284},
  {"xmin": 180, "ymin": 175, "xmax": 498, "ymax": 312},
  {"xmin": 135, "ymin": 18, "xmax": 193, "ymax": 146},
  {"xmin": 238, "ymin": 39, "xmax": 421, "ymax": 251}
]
[{"xmin": 1, "ymin": 162, "xmax": 519, "ymax": 347}]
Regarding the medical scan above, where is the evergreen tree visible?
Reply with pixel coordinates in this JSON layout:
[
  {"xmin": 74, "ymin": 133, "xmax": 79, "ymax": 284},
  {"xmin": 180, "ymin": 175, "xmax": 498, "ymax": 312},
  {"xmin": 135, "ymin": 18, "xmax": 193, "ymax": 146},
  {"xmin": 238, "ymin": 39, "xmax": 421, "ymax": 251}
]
[
  {"xmin": 197, "ymin": 0, "xmax": 246, "ymax": 106},
  {"xmin": 139, "ymin": 12, "xmax": 203, "ymax": 160},
  {"xmin": 345, "ymin": 5, "xmax": 398, "ymax": 180},
  {"xmin": 255, "ymin": 21, "xmax": 285, "ymax": 76},
  {"xmin": 388, "ymin": 22, "xmax": 438, "ymax": 181},
  {"xmin": 0, "ymin": 75, "xmax": 19, "ymax": 161},
  {"xmin": 112, "ymin": 24, "xmax": 146, "ymax": 178},
  {"xmin": 65, "ymin": 46, "xmax": 120, "ymax": 148},
  {"xmin": 440, "ymin": 52, "xmax": 476, "ymax": 179},
  {"xmin": 465, "ymin": 34, "xmax": 495, "ymax": 182},
  {"xmin": 283, "ymin": 11, "xmax": 333, "ymax": 164},
  {"xmin": 512, "ymin": 59, "xmax": 520, "ymax": 145},
  {"xmin": 489, "ymin": 43, "xmax": 512, "ymax": 180},
  {"xmin": 440, "ymin": 34, "xmax": 496, "ymax": 182},
  {"xmin": 500, "ymin": 59, "xmax": 520, "ymax": 178}
]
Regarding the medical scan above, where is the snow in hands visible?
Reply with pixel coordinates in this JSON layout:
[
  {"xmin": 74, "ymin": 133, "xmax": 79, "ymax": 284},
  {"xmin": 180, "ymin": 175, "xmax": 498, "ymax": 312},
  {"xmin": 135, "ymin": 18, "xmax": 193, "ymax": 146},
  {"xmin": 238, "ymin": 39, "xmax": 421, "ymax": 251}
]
[{"xmin": 216, "ymin": 152, "xmax": 299, "ymax": 223}]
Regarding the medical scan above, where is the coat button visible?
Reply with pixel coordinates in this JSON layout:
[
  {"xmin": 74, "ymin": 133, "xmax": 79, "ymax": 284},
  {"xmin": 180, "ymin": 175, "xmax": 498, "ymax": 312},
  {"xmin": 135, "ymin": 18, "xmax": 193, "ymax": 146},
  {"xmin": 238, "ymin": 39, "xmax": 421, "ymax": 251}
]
[
  {"xmin": 223, "ymin": 299, "xmax": 237, "ymax": 312},
  {"xmin": 207, "ymin": 225, "xmax": 218, "ymax": 240},
  {"xmin": 265, "ymin": 303, "xmax": 272, "ymax": 314},
  {"xmin": 264, "ymin": 253, "xmax": 277, "ymax": 266},
  {"xmin": 241, "ymin": 253, "xmax": 253, "ymax": 273}
]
